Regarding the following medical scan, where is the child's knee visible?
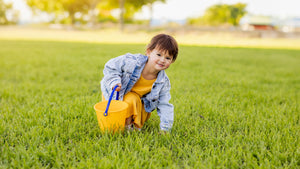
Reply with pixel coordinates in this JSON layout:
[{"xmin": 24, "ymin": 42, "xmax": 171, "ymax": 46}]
[{"xmin": 123, "ymin": 92, "xmax": 140, "ymax": 101}]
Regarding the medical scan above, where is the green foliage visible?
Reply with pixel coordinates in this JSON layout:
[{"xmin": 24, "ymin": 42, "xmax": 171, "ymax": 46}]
[
  {"xmin": 25, "ymin": 0, "xmax": 165, "ymax": 25},
  {"xmin": 26, "ymin": 0, "xmax": 101, "ymax": 24},
  {"xmin": 97, "ymin": 0, "xmax": 165, "ymax": 29},
  {"xmin": 97, "ymin": 0, "xmax": 165, "ymax": 22},
  {"xmin": 0, "ymin": 0, "xmax": 18, "ymax": 25},
  {"xmin": 1, "ymin": 40, "xmax": 300, "ymax": 168},
  {"xmin": 26, "ymin": 0, "xmax": 63, "ymax": 15},
  {"xmin": 188, "ymin": 3, "xmax": 247, "ymax": 26}
]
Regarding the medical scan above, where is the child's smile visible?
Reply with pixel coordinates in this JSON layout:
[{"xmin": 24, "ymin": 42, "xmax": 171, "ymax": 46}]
[{"xmin": 147, "ymin": 48, "xmax": 173, "ymax": 72}]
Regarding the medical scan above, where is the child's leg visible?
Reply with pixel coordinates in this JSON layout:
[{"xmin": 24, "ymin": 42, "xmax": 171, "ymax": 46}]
[
  {"xmin": 125, "ymin": 116, "xmax": 133, "ymax": 125},
  {"xmin": 123, "ymin": 92, "xmax": 151, "ymax": 129},
  {"xmin": 140, "ymin": 109, "xmax": 151, "ymax": 126},
  {"xmin": 123, "ymin": 92, "xmax": 141, "ymax": 126}
]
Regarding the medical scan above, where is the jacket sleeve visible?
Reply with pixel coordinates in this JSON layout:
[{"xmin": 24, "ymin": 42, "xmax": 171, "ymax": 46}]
[
  {"xmin": 101, "ymin": 55, "xmax": 125, "ymax": 98},
  {"xmin": 157, "ymin": 80, "xmax": 174, "ymax": 132}
]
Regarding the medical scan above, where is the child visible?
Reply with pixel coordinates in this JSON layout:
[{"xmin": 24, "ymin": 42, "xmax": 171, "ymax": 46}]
[{"xmin": 100, "ymin": 34, "xmax": 178, "ymax": 132}]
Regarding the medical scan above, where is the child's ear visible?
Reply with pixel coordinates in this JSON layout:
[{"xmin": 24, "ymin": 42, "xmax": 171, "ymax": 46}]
[{"xmin": 146, "ymin": 49, "xmax": 150, "ymax": 56}]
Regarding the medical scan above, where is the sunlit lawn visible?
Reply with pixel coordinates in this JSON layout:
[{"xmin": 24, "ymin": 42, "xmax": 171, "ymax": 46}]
[
  {"xmin": 0, "ymin": 28, "xmax": 300, "ymax": 168},
  {"xmin": 1, "ymin": 26, "xmax": 300, "ymax": 49}
]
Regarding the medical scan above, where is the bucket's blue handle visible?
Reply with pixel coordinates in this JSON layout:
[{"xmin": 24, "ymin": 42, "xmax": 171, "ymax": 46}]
[{"xmin": 103, "ymin": 85, "xmax": 119, "ymax": 117}]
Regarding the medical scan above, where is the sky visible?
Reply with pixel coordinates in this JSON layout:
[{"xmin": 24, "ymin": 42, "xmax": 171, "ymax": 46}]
[
  {"xmin": 6, "ymin": 0, "xmax": 300, "ymax": 23},
  {"xmin": 141, "ymin": 0, "xmax": 300, "ymax": 20}
]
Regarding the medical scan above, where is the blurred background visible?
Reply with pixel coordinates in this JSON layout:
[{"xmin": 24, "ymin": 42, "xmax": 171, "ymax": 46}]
[{"xmin": 1, "ymin": 0, "xmax": 300, "ymax": 45}]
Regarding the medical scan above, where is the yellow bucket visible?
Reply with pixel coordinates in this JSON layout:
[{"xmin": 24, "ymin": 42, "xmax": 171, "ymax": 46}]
[{"xmin": 94, "ymin": 86, "xmax": 128, "ymax": 132}]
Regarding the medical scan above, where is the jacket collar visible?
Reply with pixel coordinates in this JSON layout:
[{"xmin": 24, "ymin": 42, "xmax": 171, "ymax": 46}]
[
  {"xmin": 136, "ymin": 54, "xmax": 148, "ymax": 66},
  {"xmin": 156, "ymin": 70, "xmax": 167, "ymax": 84}
]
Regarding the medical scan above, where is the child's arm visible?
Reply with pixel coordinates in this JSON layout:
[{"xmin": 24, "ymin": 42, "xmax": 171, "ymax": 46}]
[
  {"xmin": 101, "ymin": 55, "xmax": 126, "ymax": 99},
  {"xmin": 103, "ymin": 57, "xmax": 124, "ymax": 88},
  {"xmin": 157, "ymin": 81, "xmax": 174, "ymax": 132}
]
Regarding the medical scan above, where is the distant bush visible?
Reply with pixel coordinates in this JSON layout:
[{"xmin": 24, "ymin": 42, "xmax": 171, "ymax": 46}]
[{"xmin": 187, "ymin": 3, "xmax": 247, "ymax": 26}]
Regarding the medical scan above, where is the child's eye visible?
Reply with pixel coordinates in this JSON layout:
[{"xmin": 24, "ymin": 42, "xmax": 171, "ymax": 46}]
[
  {"xmin": 166, "ymin": 57, "xmax": 172, "ymax": 60},
  {"xmin": 157, "ymin": 54, "xmax": 161, "ymax": 56}
]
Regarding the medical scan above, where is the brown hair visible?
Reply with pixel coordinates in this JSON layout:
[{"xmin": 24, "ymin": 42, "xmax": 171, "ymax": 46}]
[{"xmin": 146, "ymin": 34, "xmax": 178, "ymax": 62}]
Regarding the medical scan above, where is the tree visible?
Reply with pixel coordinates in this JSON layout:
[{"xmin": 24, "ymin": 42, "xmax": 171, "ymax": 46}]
[
  {"xmin": 188, "ymin": 3, "xmax": 247, "ymax": 26},
  {"xmin": 145, "ymin": 0, "xmax": 165, "ymax": 28},
  {"xmin": 25, "ymin": 0, "xmax": 165, "ymax": 28},
  {"xmin": 98, "ymin": 0, "xmax": 144, "ymax": 31},
  {"xmin": 0, "ymin": 0, "xmax": 18, "ymax": 25},
  {"xmin": 228, "ymin": 3, "xmax": 247, "ymax": 26},
  {"xmin": 26, "ymin": 0, "xmax": 101, "ymax": 25},
  {"xmin": 98, "ymin": 0, "xmax": 165, "ymax": 31}
]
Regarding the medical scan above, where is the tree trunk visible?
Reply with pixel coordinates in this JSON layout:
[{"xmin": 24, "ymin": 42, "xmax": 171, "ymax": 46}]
[
  {"xmin": 148, "ymin": 3, "xmax": 153, "ymax": 30},
  {"xmin": 90, "ymin": 4, "xmax": 97, "ymax": 27},
  {"xmin": 70, "ymin": 12, "xmax": 75, "ymax": 25},
  {"xmin": 90, "ymin": 0, "xmax": 101, "ymax": 28},
  {"xmin": 119, "ymin": 0, "xmax": 125, "ymax": 31}
]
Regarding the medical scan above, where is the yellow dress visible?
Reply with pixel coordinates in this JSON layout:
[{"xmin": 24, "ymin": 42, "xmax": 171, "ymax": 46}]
[
  {"xmin": 124, "ymin": 76, "xmax": 156, "ymax": 129},
  {"xmin": 102, "ymin": 76, "xmax": 156, "ymax": 129}
]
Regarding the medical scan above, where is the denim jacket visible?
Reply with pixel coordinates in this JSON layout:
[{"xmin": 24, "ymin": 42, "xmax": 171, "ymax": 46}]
[{"xmin": 100, "ymin": 53, "xmax": 174, "ymax": 131}]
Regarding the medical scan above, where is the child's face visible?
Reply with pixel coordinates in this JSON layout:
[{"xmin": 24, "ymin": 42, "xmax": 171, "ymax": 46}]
[{"xmin": 146, "ymin": 48, "xmax": 173, "ymax": 72}]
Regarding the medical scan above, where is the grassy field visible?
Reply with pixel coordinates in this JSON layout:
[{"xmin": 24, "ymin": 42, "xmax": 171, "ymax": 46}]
[
  {"xmin": 1, "ymin": 26, "xmax": 300, "ymax": 49},
  {"xmin": 0, "ymin": 37, "xmax": 300, "ymax": 168}
]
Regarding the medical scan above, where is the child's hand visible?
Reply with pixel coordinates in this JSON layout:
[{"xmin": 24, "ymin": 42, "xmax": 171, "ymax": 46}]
[{"xmin": 113, "ymin": 83, "xmax": 122, "ymax": 91}]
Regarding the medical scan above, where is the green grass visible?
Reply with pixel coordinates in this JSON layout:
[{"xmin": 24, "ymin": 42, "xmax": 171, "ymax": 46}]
[{"xmin": 0, "ymin": 40, "xmax": 299, "ymax": 168}]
